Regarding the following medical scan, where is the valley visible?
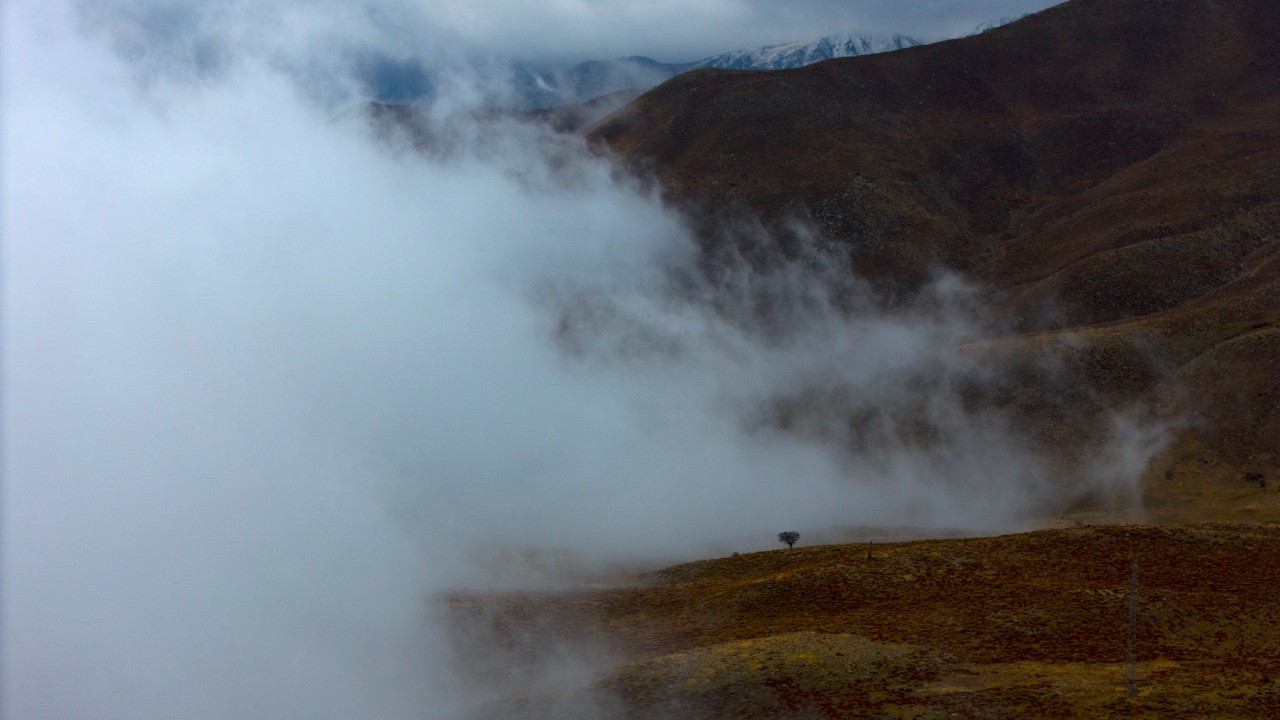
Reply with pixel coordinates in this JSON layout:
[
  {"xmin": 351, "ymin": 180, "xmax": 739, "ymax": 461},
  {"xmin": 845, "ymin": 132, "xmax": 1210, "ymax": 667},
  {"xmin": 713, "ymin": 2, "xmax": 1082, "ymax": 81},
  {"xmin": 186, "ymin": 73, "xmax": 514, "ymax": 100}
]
[{"xmin": 446, "ymin": 1, "xmax": 1280, "ymax": 715}]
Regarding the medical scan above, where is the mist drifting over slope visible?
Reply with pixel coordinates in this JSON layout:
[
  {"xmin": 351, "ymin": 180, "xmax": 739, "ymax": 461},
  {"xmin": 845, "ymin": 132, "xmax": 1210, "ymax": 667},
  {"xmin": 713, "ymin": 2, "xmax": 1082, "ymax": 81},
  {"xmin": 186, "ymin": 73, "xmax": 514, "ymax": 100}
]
[{"xmin": 4, "ymin": 1, "xmax": 1160, "ymax": 718}]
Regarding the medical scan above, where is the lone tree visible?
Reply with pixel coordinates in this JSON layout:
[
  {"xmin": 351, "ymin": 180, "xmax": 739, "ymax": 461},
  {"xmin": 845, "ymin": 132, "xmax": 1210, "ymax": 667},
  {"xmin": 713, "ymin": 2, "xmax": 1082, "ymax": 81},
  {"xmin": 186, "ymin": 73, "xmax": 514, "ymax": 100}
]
[{"xmin": 778, "ymin": 531, "xmax": 800, "ymax": 549}]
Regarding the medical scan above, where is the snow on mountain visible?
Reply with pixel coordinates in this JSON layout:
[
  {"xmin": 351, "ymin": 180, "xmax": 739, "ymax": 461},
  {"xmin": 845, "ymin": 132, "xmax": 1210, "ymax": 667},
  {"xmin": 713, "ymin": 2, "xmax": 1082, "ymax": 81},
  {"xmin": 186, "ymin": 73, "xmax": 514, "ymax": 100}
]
[
  {"xmin": 967, "ymin": 14, "xmax": 1033, "ymax": 36},
  {"xmin": 364, "ymin": 31, "xmax": 924, "ymax": 108},
  {"xmin": 362, "ymin": 15, "xmax": 1046, "ymax": 108},
  {"xmin": 514, "ymin": 32, "xmax": 921, "ymax": 108},
  {"xmin": 691, "ymin": 33, "xmax": 922, "ymax": 71}
]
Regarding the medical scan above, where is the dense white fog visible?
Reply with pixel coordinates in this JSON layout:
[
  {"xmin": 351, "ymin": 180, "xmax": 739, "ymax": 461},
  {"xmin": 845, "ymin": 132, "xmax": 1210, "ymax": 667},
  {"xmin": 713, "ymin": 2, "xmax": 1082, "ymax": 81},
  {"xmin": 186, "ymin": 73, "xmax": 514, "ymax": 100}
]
[{"xmin": 4, "ymin": 1, "xmax": 1155, "ymax": 718}]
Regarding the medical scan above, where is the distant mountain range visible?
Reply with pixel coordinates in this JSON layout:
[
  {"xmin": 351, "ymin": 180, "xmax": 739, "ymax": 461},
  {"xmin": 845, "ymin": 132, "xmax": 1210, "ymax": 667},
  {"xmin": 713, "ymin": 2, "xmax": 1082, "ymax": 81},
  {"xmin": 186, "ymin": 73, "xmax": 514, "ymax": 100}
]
[
  {"xmin": 357, "ymin": 15, "xmax": 1051, "ymax": 109},
  {"xmin": 360, "ymin": 31, "xmax": 930, "ymax": 109},
  {"xmin": 509, "ymin": 33, "xmax": 923, "ymax": 108},
  {"xmin": 691, "ymin": 33, "xmax": 923, "ymax": 71}
]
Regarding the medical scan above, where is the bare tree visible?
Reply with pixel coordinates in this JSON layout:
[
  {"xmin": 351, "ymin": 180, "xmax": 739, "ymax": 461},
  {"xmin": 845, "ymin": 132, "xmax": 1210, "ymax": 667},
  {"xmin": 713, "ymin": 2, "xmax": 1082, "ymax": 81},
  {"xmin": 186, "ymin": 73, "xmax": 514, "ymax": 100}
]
[{"xmin": 778, "ymin": 531, "xmax": 800, "ymax": 549}]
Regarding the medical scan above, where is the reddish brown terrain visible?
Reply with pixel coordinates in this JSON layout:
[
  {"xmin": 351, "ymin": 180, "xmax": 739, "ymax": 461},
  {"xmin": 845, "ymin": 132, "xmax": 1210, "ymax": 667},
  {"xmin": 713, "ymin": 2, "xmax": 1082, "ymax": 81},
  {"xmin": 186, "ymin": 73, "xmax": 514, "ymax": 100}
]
[
  {"xmin": 443, "ymin": 3, "xmax": 1280, "ymax": 716},
  {"xmin": 590, "ymin": 0, "xmax": 1280, "ymax": 510},
  {"xmin": 453, "ymin": 525, "xmax": 1280, "ymax": 719}
]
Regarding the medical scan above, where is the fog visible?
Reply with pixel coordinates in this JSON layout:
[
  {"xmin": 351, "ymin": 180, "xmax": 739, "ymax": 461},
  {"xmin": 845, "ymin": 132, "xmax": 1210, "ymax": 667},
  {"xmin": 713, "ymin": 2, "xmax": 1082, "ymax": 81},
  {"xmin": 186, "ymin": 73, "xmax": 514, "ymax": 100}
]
[{"xmin": 5, "ymin": 1, "xmax": 1158, "ymax": 718}]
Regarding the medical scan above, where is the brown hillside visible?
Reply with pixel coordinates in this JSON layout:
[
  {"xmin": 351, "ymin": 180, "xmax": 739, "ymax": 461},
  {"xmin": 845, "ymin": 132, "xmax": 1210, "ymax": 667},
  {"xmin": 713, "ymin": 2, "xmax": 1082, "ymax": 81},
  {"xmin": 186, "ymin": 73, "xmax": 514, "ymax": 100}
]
[
  {"xmin": 589, "ymin": 0, "xmax": 1280, "ymax": 495},
  {"xmin": 451, "ymin": 525, "xmax": 1280, "ymax": 719}
]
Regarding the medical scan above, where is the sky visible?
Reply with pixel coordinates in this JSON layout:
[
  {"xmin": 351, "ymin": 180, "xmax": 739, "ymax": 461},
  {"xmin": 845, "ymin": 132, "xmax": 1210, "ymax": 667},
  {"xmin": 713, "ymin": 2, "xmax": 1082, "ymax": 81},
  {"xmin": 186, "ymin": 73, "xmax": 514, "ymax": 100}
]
[
  {"xmin": 380, "ymin": 0, "xmax": 1068, "ymax": 61},
  {"xmin": 2, "ymin": 1, "xmax": 1157, "ymax": 719},
  {"xmin": 57, "ymin": 0, "xmax": 1068, "ymax": 107},
  {"xmin": 72, "ymin": 0, "xmax": 1068, "ymax": 72}
]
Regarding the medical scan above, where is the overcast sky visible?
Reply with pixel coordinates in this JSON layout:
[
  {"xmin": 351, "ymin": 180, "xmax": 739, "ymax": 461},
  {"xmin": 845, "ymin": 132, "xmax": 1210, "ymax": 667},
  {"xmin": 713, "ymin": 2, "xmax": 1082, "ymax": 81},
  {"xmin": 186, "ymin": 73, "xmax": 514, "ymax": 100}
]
[
  {"xmin": 73, "ymin": 0, "xmax": 1068, "ymax": 71},
  {"xmin": 390, "ymin": 0, "xmax": 1069, "ymax": 61},
  {"xmin": 444, "ymin": 0, "xmax": 1068, "ymax": 60}
]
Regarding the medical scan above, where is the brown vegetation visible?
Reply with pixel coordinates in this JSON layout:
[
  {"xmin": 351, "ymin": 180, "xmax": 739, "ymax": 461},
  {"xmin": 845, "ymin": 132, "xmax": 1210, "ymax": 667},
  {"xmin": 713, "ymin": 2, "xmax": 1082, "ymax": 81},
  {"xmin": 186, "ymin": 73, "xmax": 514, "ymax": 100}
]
[
  {"xmin": 589, "ymin": 0, "xmax": 1280, "ymax": 489},
  {"xmin": 443, "ymin": 6, "xmax": 1280, "ymax": 714},
  {"xmin": 450, "ymin": 525, "xmax": 1280, "ymax": 718}
]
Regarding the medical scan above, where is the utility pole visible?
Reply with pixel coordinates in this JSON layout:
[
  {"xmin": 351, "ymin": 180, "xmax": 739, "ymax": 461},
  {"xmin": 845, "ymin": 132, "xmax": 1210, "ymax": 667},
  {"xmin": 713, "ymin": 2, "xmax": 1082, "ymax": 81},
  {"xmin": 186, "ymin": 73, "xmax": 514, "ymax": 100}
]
[{"xmin": 1126, "ymin": 560, "xmax": 1139, "ymax": 699}]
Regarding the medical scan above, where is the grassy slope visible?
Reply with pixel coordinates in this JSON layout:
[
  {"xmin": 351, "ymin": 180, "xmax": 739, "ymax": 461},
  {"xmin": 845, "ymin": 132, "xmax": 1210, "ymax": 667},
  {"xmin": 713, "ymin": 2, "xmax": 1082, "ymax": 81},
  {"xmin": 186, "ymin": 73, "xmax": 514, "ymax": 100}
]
[
  {"xmin": 453, "ymin": 525, "xmax": 1280, "ymax": 718},
  {"xmin": 588, "ymin": 0, "xmax": 1280, "ymax": 489},
  {"xmin": 447, "ymin": 3, "xmax": 1280, "ymax": 715}
]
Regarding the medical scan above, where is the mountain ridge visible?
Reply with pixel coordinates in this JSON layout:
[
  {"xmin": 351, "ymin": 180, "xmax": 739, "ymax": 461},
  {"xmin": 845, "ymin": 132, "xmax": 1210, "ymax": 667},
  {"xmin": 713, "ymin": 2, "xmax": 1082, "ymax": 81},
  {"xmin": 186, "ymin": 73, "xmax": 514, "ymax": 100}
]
[
  {"xmin": 513, "ymin": 30, "xmax": 924, "ymax": 108},
  {"xmin": 687, "ymin": 32, "xmax": 922, "ymax": 72},
  {"xmin": 588, "ymin": 0, "xmax": 1280, "ymax": 503}
]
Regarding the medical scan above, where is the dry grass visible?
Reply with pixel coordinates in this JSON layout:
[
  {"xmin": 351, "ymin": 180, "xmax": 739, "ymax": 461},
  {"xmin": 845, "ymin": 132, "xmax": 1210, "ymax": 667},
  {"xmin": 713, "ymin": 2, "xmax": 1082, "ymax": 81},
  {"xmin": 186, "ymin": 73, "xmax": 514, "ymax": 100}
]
[
  {"xmin": 449, "ymin": 524, "xmax": 1280, "ymax": 718},
  {"xmin": 445, "ymin": 3, "xmax": 1280, "ymax": 715},
  {"xmin": 589, "ymin": 0, "xmax": 1280, "ymax": 480}
]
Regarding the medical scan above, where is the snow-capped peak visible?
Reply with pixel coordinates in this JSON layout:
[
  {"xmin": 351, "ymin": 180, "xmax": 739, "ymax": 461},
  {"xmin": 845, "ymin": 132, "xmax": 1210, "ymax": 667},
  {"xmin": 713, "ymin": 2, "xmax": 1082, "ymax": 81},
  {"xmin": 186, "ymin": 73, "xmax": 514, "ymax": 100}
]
[{"xmin": 691, "ymin": 32, "xmax": 922, "ymax": 71}]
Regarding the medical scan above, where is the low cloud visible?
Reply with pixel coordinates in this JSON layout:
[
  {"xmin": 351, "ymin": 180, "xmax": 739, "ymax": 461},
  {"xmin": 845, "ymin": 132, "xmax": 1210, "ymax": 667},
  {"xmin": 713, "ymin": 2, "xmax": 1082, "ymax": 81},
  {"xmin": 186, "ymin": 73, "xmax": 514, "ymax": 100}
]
[{"xmin": 4, "ymin": 1, "xmax": 1158, "ymax": 718}]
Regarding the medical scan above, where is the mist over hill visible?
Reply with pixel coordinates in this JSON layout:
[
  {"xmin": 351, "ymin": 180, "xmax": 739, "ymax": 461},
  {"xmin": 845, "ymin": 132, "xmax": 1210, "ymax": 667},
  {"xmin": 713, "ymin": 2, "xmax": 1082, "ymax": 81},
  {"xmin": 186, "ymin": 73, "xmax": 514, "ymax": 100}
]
[
  {"xmin": 592, "ymin": 0, "xmax": 1280, "ymax": 489},
  {"xmin": 6, "ymin": 0, "xmax": 1278, "ymax": 718}
]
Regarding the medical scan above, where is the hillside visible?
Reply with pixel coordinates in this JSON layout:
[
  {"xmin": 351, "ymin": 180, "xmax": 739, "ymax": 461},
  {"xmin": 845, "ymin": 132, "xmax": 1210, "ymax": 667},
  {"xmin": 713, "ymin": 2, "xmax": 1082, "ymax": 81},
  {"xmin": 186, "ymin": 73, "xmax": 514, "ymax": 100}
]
[
  {"xmin": 589, "ymin": 0, "xmax": 1280, "ymax": 503},
  {"xmin": 451, "ymin": 525, "xmax": 1280, "ymax": 719}
]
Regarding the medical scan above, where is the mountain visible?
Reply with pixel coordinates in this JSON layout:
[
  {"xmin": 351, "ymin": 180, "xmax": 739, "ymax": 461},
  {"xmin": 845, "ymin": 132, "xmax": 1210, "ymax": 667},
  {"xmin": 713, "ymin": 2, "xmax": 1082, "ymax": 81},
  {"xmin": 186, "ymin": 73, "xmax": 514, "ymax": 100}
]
[
  {"xmin": 511, "ymin": 56, "xmax": 685, "ymax": 109},
  {"xmin": 503, "ymin": 31, "xmax": 923, "ymax": 108},
  {"xmin": 360, "ymin": 29, "xmax": 928, "ymax": 108},
  {"xmin": 439, "ymin": 4, "xmax": 1280, "ymax": 715},
  {"xmin": 690, "ymin": 32, "xmax": 922, "ymax": 71},
  {"xmin": 589, "ymin": 0, "xmax": 1280, "ymax": 507}
]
